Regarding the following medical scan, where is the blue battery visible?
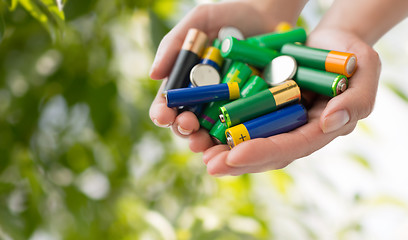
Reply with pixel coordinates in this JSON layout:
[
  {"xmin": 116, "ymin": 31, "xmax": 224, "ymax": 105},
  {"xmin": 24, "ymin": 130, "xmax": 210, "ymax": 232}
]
[
  {"xmin": 177, "ymin": 83, "xmax": 204, "ymax": 116},
  {"xmin": 225, "ymin": 104, "xmax": 308, "ymax": 148},
  {"xmin": 165, "ymin": 82, "xmax": 240, "ymax": 108}
]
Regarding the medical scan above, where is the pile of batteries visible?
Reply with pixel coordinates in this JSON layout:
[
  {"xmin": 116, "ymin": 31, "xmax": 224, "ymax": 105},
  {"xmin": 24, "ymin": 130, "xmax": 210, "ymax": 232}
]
[{"xmin": 162, "ymin": 24, "xmax": 357, "ymax": 148}]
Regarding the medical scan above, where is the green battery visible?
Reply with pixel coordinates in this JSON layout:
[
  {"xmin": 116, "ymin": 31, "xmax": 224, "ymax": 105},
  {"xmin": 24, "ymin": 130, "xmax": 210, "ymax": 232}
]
[
  {"xmin": 199, "ymin": 62, "xmax": 253, "ymax": 130},
  {"xmin": 246, "ymin": 28, "xmax": 307, "ymax": 50},
  {"xmin": 220, "ymin": 36, "xmax": 280, "ymax": 68},
  {"xmin": 219, "ymin": 80, "xmax": 301, "ymax": 128},
  {"xmin": 281, "ymin": 43, "xmax": 357, "ymax": 77},
  {"xmin": 212, "ymin": 38, "xmax": 221, "ymax": 49},
  {"xmin": 209, "ymin": 120, "xmax": 228, "ymax": 144},
  {"xmin": 220, "ymin": 59, "xmax": 234, "ymax": 79},
  {"xmin": 294, "ymin": 66, "xmax": 348, "ymax": 97},
  {"xmin": 209, "ymin": 75, "xmax": 269, "ymax": 144}
]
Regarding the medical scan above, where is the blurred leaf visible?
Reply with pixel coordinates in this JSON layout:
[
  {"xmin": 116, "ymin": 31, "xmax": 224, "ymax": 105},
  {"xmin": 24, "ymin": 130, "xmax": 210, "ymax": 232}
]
[
  {"xmin": 2, "ymin": 0, "xmax": 18, "ymax": 10},
  {"xmin": 0, "ymin": 15, "xmax": 4, "ymax": 44},
  {"xmin": 296, "ymin": 16, "xmax": 308, "ymax": 33},
  {"xmin": 64, "ymin": 0, "xmax": 97, "ymax": 20},
  {"xmin": 18, "ymin": 0, "xmax": 65, "ymax": 41},
  {"xmin": 385, "ymin": 81, "xmax": 408, "ymax": 103},
  {"xmin": 357, "ymin": 120, "xmax": 374, "ymax": 136},
  {"xmin": 148, "ymin": 8, "xmax": 171, "ymax": 51},
  {"xmin": 153, "ymin": 0, "xmax": 177, "ymax": 19},
  {"xmin": 348, "ymin": 152, "xmax": 372, "ymax": 170},
  {"xmin": 269, "ymin": 169, "xmax": 294, "ymax": 196}
]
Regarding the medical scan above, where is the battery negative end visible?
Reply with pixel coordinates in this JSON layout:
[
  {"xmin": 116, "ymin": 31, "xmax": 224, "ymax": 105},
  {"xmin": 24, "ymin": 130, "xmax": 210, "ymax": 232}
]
[
  {"xmin": 211, "ymin": 136, "xmax": 222, "ymax": 145},
  {"xmin": 163, "ymin": 91, "xmax": 169, "ymax": 105},
  {"xmin": 226, "ymin": 132, "xmax": 235, "ymax": 148},
  {"xmin": 346, "ymin": 55, "xmax": 357, "ymax": 76},
  {"xmin": 219, "ymin": 114, "xmax": 225, "ymax": 123},
  {"xmin": 221, "ymin": 38, "xmax": 232, "ymax": 54}
]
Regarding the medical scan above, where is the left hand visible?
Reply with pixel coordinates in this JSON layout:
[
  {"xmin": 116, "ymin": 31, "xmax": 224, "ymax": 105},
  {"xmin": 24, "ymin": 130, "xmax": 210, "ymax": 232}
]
[{"xmin": 202, "ymin": 28, "xmax": 381, "ymax": 176}]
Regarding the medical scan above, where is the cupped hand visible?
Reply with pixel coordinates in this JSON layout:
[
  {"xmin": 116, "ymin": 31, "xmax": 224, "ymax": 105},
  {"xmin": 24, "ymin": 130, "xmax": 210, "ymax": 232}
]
[
  {"xmin": 149, "ymin": 2, "xmax": 381, "ymax": 177},
  {"xmin": 149, "ymin": 2, "xmax": 289, "ymax": 142},
  {"xmin": 203, "ymin": 28, "xmax": 381, "ymax": 176}
]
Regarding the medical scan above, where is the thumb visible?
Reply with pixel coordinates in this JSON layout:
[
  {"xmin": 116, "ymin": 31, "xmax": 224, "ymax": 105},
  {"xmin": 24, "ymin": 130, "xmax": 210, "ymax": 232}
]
[{"xmin": 320, "ymin": 47, "xmax": 381, "ymax": 134}]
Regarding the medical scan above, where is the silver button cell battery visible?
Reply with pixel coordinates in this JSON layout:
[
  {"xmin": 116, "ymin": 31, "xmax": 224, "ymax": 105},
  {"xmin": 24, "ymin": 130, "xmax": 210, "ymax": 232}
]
[
  {"xmin": 190, "ymin": 64, "xmax": 221, "ymax": 87},
  {"xmin": 218, "ymin": 26, "xmax": 245, "ymax": 41},
  {"xmin": 263, "ymin": 55, "xmax": 297, "ymax": 86}
]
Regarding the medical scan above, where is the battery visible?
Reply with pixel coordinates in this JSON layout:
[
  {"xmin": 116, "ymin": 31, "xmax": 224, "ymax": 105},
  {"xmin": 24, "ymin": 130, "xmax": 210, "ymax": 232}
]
[
  {"xmin": 163, "ymin": 28, "xmax": 208, "ymax": 93},
  {"xmin": 294, "ymin": 66, "xmax": 348, "ymax": 97},
  {"xmin": 212, "ymin": 38, "xmax": 222, "ymax": 49},
  {"xmin": 209, "ymin": 120, "xmax": 228, "ymax": 144},
  {"xmin": 166, "ymin": 82, "xmax": 240, "ymax": 108},
  {"xmin": 225, "ymin": 104, "xmax": 308, "ymax": 148},
  {"xmin": 209, "ymin": 75, "xmax": 269, "ymax": 144},
  {"xmin": 263, "ymin": 55, "xmax": 297, "ymax": 86},
  {"xmin": 246, "ymin": 28, "xmax": 307, "ymax": 50},
  {"xmin": 200, "ymin": 46, "xmax": 224, "ymax": 72},
  {"xmin": 220, "ymin": 36, "xmax": 280, "ymax": 68},
  {"xmin": 219, "ymin": 80, "xmax": 301, "ymax": 128},
  {"xmin": 275, "ymin": 22, "xmax": 293, "ymax": 32},
  {"xmin": 190, "ymin": 64, "xmax": 221, "ymax": 86},
  {"xmin": 281, "ymin": 43, "xmax": 357, "ymax": 78},
  {"xmin": 218, "ymin": 26, "xmax": 245, "ymax": 41},
  {"xmin": 199, "ymin": 61, "xmax": 253, "ymax": 130}
]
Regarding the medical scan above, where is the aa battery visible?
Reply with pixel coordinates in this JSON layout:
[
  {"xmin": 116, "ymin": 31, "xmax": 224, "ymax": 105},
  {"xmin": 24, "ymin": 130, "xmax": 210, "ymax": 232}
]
[
  {"xmin": 263, "ymin": 55, "xmax": 297, "ymax": 86},
  {"xmin": 200, "ymin": 46, "xmax": 224, "ymax": 72},
  {"xmin": 199, "ymin": 62, "xmax": 253, "ymax": 130},
  {"xmin": 163, "ymin": 28, "xmax": 208, "ymax": 93},
  {"xmin": 219, "ymin": 80, "xmax": 301, "ymax": 128},
  {"xmin": 294, "ymin": 66, "xmax": 348, "ymax": 97},
  {"xmin": 212, "ymin": 38, "xmax": 222, "ymax": 49},
  {"xmin": 166, "ymin": 82, "xmax": 240, "ymax": 108},
  {"xmin": 246, "ymin": 28, "xmax": 307, "ymax": 51},
  {"xmin": 190, "ymin": 47, "xmax": 223, "ymax": 93},
  {"xmin": 209, "ymin": 75, "xmax": 269, "ymax": 144},
  {"xmin": 225, "ymin": 104, "xmax": 308, "ymax": 148},
  {"xmin": 190, "ymin": 64, "xmax": 221, "ymax": 87},
  {"xmin": 218, "ymin": 26, "xmax": 245, "ymax": 41},
  {"xmin": 275, "ymin": 22, "xmax": 293, "ymax": 32},
  {"xmin": 209, "ymin": 120, "xmax": 228, "ymax": 144},
  {"xmin": 281, "ymin": 43, "xmax": 357, "ymax": 77},
  {"xmin": 220, "ymin": 36, "xmax": 280, "ymax": 68}
]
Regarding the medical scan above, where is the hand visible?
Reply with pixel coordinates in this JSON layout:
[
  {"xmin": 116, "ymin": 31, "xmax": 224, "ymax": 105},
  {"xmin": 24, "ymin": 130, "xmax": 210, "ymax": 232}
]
[
  {"xmin": 149, "ymin": 1, "xmax": 298, "ymax": 145},
  {"xmin": 203, "ymin": 28, "xmax": 381, "ymax": 176}
]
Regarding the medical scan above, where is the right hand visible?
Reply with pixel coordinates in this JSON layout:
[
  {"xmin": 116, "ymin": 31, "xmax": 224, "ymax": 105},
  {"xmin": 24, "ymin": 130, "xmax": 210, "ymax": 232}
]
[{"xmin": 149, "ymin": 1, "xmax": 292, "ymax": 150}]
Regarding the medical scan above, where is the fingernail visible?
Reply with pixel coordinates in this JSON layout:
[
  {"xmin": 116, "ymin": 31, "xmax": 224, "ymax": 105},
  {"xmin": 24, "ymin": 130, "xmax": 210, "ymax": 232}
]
[
  {"xmin": 178, "ymin": 125, "xmax": 193, "ymax": 136},
  {"xmin": 153, "ymin": 119, "xmax": 172, "ymax": 128},
  {"xmin": 322, "ymin": 110, "xmax": 350, "ymax": 133}
]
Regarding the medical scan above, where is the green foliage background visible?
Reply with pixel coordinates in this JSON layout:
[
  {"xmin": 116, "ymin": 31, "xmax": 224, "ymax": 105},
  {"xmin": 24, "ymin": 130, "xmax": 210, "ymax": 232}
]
[
  {"xmin": 1, "ymin": 0, "xmax": 408, "ymax": 239},
  {"xmin": 0, "ymin": 0, "xmax": 287, "ymax": 239}
]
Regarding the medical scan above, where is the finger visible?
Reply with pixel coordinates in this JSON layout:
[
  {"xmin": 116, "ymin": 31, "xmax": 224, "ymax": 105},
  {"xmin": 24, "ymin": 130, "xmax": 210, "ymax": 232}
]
[
  {"xmin": 224, "ymin": 101, "xmax": 355, "ymax": 168},
  {"xmin": 149, "ymin": 5, "xmax": 217, "ymax": 80},
  {"xmin": 206, "ymin": 150, "xmax": 272, "ymax": 177},
  {"xmin": 170, "ymin": 110, "xmax": 200, "ymax": 138},
  {"xmin": 320, "ymin": 43, "xmax": 381, "ymax": 133},
  {"xmin": 150, "ymin": 2, "xmax": 268, "ymax": 80},
  {"xmin": 202, "ymin": 144, "xmax": 229, "ymax": 164},
  {"xmin": 149, "ymin": 80, "xmax": 177, "ymax": 127},
  {"xmin": 189, "ymin": 128, "xmax": 216, "ymax": 153}
]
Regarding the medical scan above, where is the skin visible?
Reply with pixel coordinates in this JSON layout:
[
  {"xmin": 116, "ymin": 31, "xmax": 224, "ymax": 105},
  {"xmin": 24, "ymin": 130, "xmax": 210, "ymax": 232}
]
[{"xmin": 149, "ymin": 0, "xmax": 408, "ymax": 176}]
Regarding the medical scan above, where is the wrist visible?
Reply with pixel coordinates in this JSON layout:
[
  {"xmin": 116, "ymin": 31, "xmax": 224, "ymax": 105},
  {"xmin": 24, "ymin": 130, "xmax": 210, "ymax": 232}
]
[{"xmin": 240, "ymin": 0, "xmax": 308, "ymax": 32}]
